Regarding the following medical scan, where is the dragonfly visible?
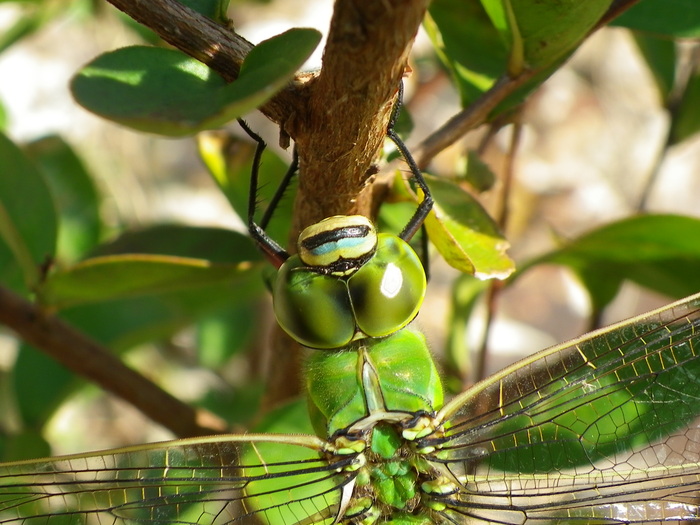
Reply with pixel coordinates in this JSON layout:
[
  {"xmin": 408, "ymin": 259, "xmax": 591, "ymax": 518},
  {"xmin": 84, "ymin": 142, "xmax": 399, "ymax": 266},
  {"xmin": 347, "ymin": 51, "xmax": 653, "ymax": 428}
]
[{"xmin": 2, "ymin": 86, "xmax": 700, "ymax": 524}]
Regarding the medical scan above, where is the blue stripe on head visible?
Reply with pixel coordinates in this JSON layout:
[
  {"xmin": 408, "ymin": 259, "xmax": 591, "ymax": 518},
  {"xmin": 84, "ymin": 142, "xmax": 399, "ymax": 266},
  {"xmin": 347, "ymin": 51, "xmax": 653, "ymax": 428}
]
[{"xmin": 310, "ymin": 236, "xmax": 367, "ymax": 256}]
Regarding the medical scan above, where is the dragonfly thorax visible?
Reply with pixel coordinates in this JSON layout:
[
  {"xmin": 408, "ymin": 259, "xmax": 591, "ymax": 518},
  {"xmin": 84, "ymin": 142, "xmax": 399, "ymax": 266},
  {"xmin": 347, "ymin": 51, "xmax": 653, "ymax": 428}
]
[
  {"xmin": 273, "ymin": 216, "xmax": 427, "ymax": 349},
  {"xmin": 334, "ymin": 423, "xmax": 455, "ymax": 525}
]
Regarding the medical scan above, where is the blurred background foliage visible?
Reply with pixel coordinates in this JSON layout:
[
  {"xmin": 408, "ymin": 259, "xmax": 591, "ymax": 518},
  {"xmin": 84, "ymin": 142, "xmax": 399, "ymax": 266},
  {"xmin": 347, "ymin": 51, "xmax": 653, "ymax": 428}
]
[{"xmin": 0, "ymin": 0, "xmax": 699, "ymax": 462}]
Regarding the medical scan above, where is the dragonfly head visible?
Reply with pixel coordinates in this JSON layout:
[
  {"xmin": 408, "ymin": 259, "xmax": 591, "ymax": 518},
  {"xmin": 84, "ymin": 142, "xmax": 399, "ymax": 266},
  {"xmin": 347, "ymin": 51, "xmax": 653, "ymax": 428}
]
[
  {"xmin": 298, "ymin": 215, "xmax": 378, "ymax": 276},
  {"xmin": 273, "ymin": 216, "xmax": 427, "ymax": 349}
]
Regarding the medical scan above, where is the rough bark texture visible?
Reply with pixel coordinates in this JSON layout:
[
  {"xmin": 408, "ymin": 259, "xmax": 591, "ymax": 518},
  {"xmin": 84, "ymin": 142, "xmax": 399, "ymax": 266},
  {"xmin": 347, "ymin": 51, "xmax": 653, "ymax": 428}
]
[{"xmin": 291, "ymin": 0, "xmax": 430, "ymax": 230}]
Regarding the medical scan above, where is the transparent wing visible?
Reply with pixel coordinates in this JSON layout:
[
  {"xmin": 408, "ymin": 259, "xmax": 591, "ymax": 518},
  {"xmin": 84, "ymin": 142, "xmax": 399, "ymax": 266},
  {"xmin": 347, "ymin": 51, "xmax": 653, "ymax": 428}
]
[
  {"xmin": 425, "ymin": 292, "xmax": 700, "ymax": 524},
  {"xmin": 0, "ymin": 434, "xmax": 353, "ymax": 525}
]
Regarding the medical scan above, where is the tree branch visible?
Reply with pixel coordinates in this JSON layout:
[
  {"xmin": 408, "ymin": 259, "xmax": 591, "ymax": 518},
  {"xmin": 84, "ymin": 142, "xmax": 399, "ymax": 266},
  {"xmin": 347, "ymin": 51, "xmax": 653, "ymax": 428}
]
[
  {"xmin": 412, "ymin": 74, "xmax": 533, "ymax": 169},
  {"xmin": 0, "ymin": 286, "xmax": 228, "ymax": 438},
  {"xmin": 291, "ymin": 0, "xmax": 431, "ymax": 227}
]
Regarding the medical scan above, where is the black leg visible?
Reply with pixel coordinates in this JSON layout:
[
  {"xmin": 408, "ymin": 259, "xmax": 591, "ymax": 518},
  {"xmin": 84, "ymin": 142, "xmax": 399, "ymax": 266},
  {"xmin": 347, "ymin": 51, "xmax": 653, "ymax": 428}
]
[
  {"xmin": 238, "ymin": 119, "xmax": 289, "ymax": 268},
  {"xmin": 260, "ymin": 147, "xmax": 299, "ymax": 231},
  {"xmin": 386, "ymin": 82, "xmax": 434, "ymax": 242}
]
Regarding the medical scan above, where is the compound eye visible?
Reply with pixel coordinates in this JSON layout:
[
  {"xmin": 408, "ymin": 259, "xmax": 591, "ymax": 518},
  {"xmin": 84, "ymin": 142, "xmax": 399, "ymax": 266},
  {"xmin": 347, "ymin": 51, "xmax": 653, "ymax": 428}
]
[
  {"xmin": 273, "ymin": 255, "xmax": 356, "ymax": 349},
  {"xmin": 348, "ymin": 234, "xmax": 426, "ymax": 338}
]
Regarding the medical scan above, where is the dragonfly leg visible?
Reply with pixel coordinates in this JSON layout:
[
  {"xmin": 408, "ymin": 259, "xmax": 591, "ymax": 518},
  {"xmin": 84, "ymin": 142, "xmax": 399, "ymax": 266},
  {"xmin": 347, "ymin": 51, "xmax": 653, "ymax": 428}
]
[
  {"xmin": 238, "ymin": 118, "xmax": 290, "ymax": 268},
  {"xmin": 387, "ymin": 81, "xmax": 434, "ymax": 243}
]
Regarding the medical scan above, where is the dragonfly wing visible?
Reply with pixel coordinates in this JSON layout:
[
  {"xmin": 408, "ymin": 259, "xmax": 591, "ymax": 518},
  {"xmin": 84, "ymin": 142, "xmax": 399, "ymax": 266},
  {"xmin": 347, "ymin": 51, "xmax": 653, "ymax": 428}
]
[
  {"xmin": 425, "ymin": 292, "xmax": 700, "ymax": 524},
  {"xmin": 0, "ymin": 434, "xmax": 352, "ymax": 525}
]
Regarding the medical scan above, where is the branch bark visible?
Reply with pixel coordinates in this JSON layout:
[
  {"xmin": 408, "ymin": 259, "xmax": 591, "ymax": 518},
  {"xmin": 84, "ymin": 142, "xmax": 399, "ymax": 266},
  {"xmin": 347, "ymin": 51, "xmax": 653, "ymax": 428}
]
[
  {"xmin": 0, "ymin": 286, "xmax": 228, "ymax": 438},
  {"xmin": 291, "ymin": 0, "xmax": 431, "ymax": 227}
]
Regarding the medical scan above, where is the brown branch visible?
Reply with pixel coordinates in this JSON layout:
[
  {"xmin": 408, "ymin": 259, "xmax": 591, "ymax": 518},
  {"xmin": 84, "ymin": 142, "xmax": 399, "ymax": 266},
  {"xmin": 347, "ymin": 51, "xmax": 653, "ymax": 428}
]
[
  {"xmin": 0, "ymin": 286, "xmax": 228, "ymax": 438},
  {"xmin": 291, "ymin": 0, "xmax": 431, "ymax": 226}
]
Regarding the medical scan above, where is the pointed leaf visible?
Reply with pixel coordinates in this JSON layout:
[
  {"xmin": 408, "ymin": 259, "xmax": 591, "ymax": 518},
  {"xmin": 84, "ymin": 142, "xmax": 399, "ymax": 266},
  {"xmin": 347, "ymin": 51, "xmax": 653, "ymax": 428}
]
[
  {"xmin": 41, "ymin": 254, "xmax": 259, "ymax": 309},
  {"xmin": 524, "ymin": 215, "xmax": 700, "ymax": 310},
  {"xmin": 419, "ymin": 175, "xmax": 514, "ymax": 279},
  {"xmin": 425, "ymin": 0, "xmax": 506, "ymax": 107}
]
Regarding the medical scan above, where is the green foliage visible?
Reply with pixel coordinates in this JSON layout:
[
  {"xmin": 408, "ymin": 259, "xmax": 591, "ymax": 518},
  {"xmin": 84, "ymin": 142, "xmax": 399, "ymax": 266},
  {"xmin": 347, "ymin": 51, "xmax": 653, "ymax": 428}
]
[
  {"xmin": 0, "ymin": 132, "xmax": 57, "ymax": 293},
  {"xmin": 71, "ymin": 29, "xmax": 321, "ymax": 136},
  {"xmin": 612, "ymin": 0, "xmax": 700, "ymax": 38}
]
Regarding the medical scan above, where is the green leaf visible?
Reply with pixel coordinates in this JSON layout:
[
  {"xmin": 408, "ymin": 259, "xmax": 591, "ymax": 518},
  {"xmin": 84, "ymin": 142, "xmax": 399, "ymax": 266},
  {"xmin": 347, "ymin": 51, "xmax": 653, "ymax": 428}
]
[
  {"xmin": 13, "ymin": 344, "xmax": 76, "ymax": 430},
  {"xmin": 196, "ymin": 304, "xmax": 256, "ymax": 369},
  {"xmin": 426, "ymin": 0, "xmax": 605, "ymax": 117},
  {"xmin": 0, "ymin": 132, "xmax": 57, "ymax": 292},
  {"xmin": 462, "ymin": 149, "xmax": 496, "ymax": 192},
  {"xmin": 60, "ymin": 275, "xmax": 264, "ymax": 353},
  {"xmin": 504, "ymin": 0, "xmax": 613, "ymax": 72},
  {"xmin": 425, "ymin": 0, "xmax": 507, "ymax": 107},
  {"xmin": 198, "ymin": 132, "xmax": 294, "ymax": 244},
  {"xmin": 525, "ymin": 215, "xmax": 700, "ymax": 310},
  {"xmin": 632, "ymin": 34, "xmax": 677, "ymax": 104},
  {"xmin": 612, "ymin": 0, "xmax": 700, "ymax": 38},
  {"xmin": 71, "ymin": 28, "xmax": 321, "ymax": 136},
  {"xmin": 420, "ymin": 175, "xmax": 514, "ymax": 279},
  {"xmin": 43, "ymin": 227, "xmax": 267, "ymax": 353},
  {"xmin": 41, "ymin": 254, "xmax": 259, "ymax": 309},
  {"xmin": 24, "ymin": 136, "xmax": 102, "ymax": 262},
  {"xmin": 91, "ymin": 224, "xmax": 261, "ymax": 264},
  {"xmin": 0, "ymin": 427, "xmax": 51, "ymax": 462},
  {"xmin": 671, "ymin": 68, "xmax": 700, "ymax": 144}
]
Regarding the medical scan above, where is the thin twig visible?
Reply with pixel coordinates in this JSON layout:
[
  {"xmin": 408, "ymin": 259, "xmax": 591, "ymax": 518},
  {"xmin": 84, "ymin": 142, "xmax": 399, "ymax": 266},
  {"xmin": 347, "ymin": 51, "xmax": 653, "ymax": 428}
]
[
  {"xmin": 413, "ymin": 74, "xmax": 532, "ymax": 169},
  {"xmin": 0, "ymin": 286, "xmax": 228, "ymax": 438}
]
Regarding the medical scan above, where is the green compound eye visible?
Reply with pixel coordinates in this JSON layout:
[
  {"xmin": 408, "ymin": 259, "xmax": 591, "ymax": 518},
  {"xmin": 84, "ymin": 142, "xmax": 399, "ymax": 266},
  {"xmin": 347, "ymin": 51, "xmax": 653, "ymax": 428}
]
[
  {"xmin": 272, "ymin": 219, "xmax": 427, "ymax": 349},
  {"xmin": 273, "ymin": 257, "xmax": 356, "ymax": 349},
  {"xmin": 348, "ymin": 234, "xmax": 426, "ymax": 339}
]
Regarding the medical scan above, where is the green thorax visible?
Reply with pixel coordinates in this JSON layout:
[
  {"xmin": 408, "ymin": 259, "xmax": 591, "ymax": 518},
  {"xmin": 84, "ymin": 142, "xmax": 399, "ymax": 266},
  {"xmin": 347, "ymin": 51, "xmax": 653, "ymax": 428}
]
[
  {"xmin": 342, "ymin": 424, "xmax": 447, "ymax": 524},
  {"xmin": 304, "ymin": 327, "xmax": 443, "ymax": 437}
]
